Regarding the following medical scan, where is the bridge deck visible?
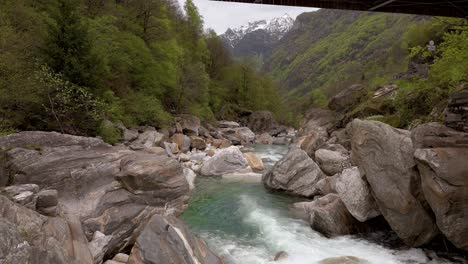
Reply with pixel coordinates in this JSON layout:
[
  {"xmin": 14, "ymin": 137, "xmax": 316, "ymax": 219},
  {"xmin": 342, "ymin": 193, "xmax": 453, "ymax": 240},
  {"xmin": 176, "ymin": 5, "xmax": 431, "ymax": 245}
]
[{"xmin": 211, "ymin": 0, "xmax": 468, "ymax": 18}]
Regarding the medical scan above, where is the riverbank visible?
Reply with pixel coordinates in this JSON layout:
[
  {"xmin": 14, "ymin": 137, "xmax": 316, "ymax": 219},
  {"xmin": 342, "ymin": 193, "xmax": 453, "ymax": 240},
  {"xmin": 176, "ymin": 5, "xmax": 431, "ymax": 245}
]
[{"xmin": 0, "ymin": 107, "xmax": 466, "ymax": 264}]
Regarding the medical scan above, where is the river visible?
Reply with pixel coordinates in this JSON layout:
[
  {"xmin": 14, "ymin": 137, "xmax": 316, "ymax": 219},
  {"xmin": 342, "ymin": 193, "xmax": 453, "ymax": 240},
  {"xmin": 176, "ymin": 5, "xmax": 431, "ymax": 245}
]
[{"xmin": 181, "ymin": 144, "xmax": 439, "ymax": 264}]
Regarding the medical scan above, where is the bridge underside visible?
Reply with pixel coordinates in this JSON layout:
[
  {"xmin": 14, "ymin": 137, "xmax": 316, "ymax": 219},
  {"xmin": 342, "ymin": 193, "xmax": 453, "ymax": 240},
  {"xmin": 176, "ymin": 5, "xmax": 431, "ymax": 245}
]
[{"xmin": 211, "ymin": 0, "xmax": 468, "ymax": 18}]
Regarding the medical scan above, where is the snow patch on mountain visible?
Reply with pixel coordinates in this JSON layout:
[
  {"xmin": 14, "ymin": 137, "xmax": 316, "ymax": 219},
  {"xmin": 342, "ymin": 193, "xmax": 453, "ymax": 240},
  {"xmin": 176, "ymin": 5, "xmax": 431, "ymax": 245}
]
[{"xmin": 222, "ymin": 14, "xmax": 294, "ymax": 48}]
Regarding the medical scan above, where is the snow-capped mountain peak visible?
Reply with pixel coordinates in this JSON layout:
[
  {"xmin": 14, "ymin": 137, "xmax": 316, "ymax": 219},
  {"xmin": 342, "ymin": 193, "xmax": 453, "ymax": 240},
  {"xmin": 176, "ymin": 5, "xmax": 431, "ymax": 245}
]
[{"xmin": 222, "ymin": 14, "xmax": 294, "ymax": 48}]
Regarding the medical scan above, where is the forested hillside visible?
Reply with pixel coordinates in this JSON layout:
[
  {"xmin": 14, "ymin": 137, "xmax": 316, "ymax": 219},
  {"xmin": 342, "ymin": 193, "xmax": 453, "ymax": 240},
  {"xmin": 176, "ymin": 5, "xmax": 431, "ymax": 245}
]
[
  {"xmin": 0, "ymin": 0, "xmax": 286, "ymax": 138},
  {"xmin": 266, "ymin": 9, "xmax": 467, "ymax": 126}
]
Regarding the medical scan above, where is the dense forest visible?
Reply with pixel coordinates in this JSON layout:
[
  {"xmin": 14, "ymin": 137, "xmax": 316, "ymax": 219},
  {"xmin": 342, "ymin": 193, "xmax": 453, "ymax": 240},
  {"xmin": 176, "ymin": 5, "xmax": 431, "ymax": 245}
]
[
  {"xmin": 265, "ymin": 9, "xmax": 467, "ymax": 127},
  {"xmin": 0, "ymin": 0, "xmax": 286, "ymax": 140}
]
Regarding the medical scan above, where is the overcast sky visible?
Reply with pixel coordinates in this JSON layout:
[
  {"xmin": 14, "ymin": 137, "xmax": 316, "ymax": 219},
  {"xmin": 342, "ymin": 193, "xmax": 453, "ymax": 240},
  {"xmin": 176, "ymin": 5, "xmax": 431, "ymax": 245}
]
[{"xmin": 176, "ymin": 0, "xmax": 317, "ymax": 34}]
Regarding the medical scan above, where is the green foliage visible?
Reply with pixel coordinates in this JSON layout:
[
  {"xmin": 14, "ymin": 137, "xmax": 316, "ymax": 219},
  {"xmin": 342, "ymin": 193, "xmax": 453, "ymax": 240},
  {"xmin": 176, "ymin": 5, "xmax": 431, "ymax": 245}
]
[
  {"xmin": 97, "ymin": 121, "xmax": 122, "ymax": 145},
  {"xmin": 429, "ymin": 26, "xmax": 468, "ymax": 87},
  {"xmin": 43, "ymin": 0, "xmax": 102, "ymax": 89},
  {"xmin": 0, "ymin": 0, "xmax": 287, "ymax": 135},
  {"xmin": 35, "ymin": 65, "xmax": 105, "ymax": 134},
  {"xmin": 123, "ymin": 92, "xmax": 171, "ymax": 128},
  {"xmin": 307, "ymin": 89, "xmax": 328, "ymax": 108}
]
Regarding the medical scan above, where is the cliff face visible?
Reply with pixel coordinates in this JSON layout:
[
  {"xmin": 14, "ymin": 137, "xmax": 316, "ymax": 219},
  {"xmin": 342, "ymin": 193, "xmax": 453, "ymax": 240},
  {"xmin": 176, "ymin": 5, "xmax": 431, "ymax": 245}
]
[{"xmin": 221, "ymin": 14, "xmax": 294, "ymax": 58}]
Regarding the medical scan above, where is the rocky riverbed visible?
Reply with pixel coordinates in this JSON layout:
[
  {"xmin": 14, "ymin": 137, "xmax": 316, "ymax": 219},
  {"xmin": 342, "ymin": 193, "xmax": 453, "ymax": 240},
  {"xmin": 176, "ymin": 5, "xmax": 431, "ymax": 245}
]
[{"xmin": 0, "ymin": 109, "xmax": 467, "ymax": 264}]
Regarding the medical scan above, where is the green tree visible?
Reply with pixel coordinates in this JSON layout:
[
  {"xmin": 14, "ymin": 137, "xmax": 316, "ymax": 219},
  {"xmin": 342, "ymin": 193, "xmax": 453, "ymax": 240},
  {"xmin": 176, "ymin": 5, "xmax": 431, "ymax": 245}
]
[{"xmin": 43, "ymin": 0, "xmax": 101, "ymax": 89}]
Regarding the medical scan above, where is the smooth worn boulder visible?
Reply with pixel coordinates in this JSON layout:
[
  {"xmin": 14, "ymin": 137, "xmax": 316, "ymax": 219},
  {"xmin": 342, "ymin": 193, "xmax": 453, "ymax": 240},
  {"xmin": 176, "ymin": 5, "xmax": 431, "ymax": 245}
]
[
  {"xmin": 0, "ymin": 131, "xmax": 107, "ymax": 149},
  {"xmin": 411, "ymin": 122, "xmax": 468, "ymax": 149},
  {"xmin": 0, "ymin": 195, "xmax": 89, "ymax": 264},
  {"xmin": 299, "ymin": 132, "xmax": 327, "ymax": 158},
  {"xmin": 256, "ymin": 133, "xmax": 274, "ymax": 145},
  {"xmin": 36, "ymin": 189, "xmax": 59, "ymax": 216},
  {"xmin": 210, "ymin": 138, "xmax": 231, "ymax": 149},
  {"xmin": 118, "ymin": 153, "xmax": 189, "ymax": 200},
  {"xmin": 414, "ymin": 148, "xmax": 468, "ymax": 250},
  {"xmin": 263, "ymin": 147, "xmax": 325, "ymax": 197},
  {"xmin": 190, "ymin": 136, "xmax": 207, "ymax": 150},
  {"xmin": 123, "ymin": 129, "xmax": 139, "ymax": 143},
  {"xmin": 291, "ymin": 194, "xmax": 358, "ymax": 237},
  {"xmin": 200, "ymin": 146, "xmax": 249, "ymax": 176},
  {"xmin": 328, "ymin": 84, "xmax": 365, "ymax": 112},
  {"xmin": 171, "ymin": 133, "xmax": 191, "ymax": 153},
  {"xmin": 0, "ymin": 184, "xmax": 39, "ymax": 209},
  {"xmin": 319, "ymin": 256, "xmax": 369, "ymax": 264},
  {"xmin": 273, "ymin": 251, "xmax": 289, "ymax": 261},
  {"xmin": 218, "ymin": 120, "xmax": 240, "ymax": 128},
  {"xmin": 244, "ymin": 111, "xmax": 278, "ymax": 133},
  {"xmin": 335, "ymin": 167, "xmax": 380, "ymax": 222},
  {"xmin": 134, "ymin": 128, "xmax": 164, "ymax": 148},
  {"xmin": 175, "ymin": 115, "xmax": 201, "ymax": 136},
  {"xmin": 0, "ymin": 218, "xmax": 32, "ymax": 264},
  {"xmin": 128, "ymin": 214, "xmax": 224, "ymax": 264},
  {"xmin": 89, "ymin": 231, "xmax": 114, "ymax": 264},
  {"xmin": 221, "ymin": 127, "xmax": 255, "ymax": 145},
  {"xmin": 315, "ymin": 149, "xmax": 351, "ymax": 176},
  {"xmin": 298, "ymin": 108, "xmax": 335, "ymax": 137},
  {"xmin": 113, "ymin": 253, "xmax": 129, "ymax": 263},
  {"xmin": 272, "ymin": 136, "xmax": 289, "ymax": 145},
  {"xmin": 145, "ymin": 147, "xmax": 166, "ymax": 155},
  {"xmin": 243, "ymin": 152, "xmax": 265, "ymax": 172},
  {"xmin": 316, "ymin": 176, "xmax": 338, "ymax": 195},
  {"xmin": 330, "ymin": 129, "xmax": 351, "ymax": 150},
  {"xmin": 2, "ymin": 132, "xmax": 191, "ymax": 257},
  {"xmin": 347, "ymin": 119, "xmax": 438, "ymax": 246},
  {"xmin": 164, "ymin": 142, "xmax": 180, "ymax": 156}
]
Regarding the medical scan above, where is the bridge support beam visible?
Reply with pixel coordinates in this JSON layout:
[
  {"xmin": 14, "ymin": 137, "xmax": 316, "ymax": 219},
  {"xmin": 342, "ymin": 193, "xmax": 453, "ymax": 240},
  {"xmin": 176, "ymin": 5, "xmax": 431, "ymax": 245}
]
[{"xmin": 369, "ymin": 0, "xmax": 398, "ymax": 11}]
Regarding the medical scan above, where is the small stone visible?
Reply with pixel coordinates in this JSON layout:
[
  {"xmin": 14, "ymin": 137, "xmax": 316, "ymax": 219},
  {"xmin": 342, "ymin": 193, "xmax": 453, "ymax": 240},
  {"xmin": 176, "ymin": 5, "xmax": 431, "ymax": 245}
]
[
  {"xmin": 243, "ymin": 152, "xmax": 265, "ymax": 172},
  {"xmin": 145, "ymin": 147, "xmax": 166, "ymax": 155},
  {"xmin": 178, "ymin": 153, "xmax": 190, "ymax": 162},
  {"xmin": 37, "ymin": 206, "xmax": 58, "ymax": 217},
  {"xmin": 112, "ymin": 253, "xmax": 129, "ymax": 263},
  {"xmin": 274, "ymin": 251, "xmax": 288, "ymax": 261},
  {"xmin": 36, "ymin": 189, "xmax": 58, "ymax": 208}
]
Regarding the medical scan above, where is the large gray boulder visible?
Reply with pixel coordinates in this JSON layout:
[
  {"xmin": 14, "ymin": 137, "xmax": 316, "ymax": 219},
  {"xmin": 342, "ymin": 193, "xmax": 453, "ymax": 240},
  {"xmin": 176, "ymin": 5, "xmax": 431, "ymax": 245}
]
[
  {"xmin": 0, "ymin": 131, "xmax": 107, "ymax": 149},
  {"xmin": 315, "ymin": 149, "xmax": 351, "ymax": 176},
  {"xmin": 244, "ymin": 111, "xmax": 278, "ymax": 133},
  {"xmin": 0, "ymin": 195, "xmax": 88, "ymax": 264},
  {"xmin": 200, "ymin": 146, "xmax": 249, "ymax": 176},
  {"xmin": 1, "ymin": 131, "xmax": 191, "ymax": 258},
  {"xmin": 414, "ymin": 148, "xmax": 468, "ymax": 250},
  {"xmin": 175, "ymin": 115, "xmax": 201, "ymax": 136},
  {"xmin": 328, "ymin": 84, "xmax": 365, "ymax": 112},
  {"xmin": 0, "ymin": 218, "xmax": 32, "ymax": 264},
  {"xmin": 263, "ymin": 147, "xmax": 325, "ymax": 197},
  {"xmin": 118, "ymin": 153, "xmax": 190, "ymax": 201},
  {"xmin": 171, "ymin": 133, "xmax": 191, "ymax": 153},
  {"xmin": 128, "ymin": 214, "xmax": 224, "ymax": 264},
  {"xmin": 220, "ymin": 127, "xmax": 255, "ymax": 145},
  {"xmin": 298, "ymin": 108, "xmax": 335, "ymax": 137},
  {"xmin": 299, "ymin": 132, "xmax": 327, "ymax": 158},
  {"xmin": 291, "ymin": 194, "xmax": 359, "ymax": 237},
  {"xmin": 411, "ymin": 122, "xmax": 468, "ymax": 149},
  {"xmin": 133, "ymin": 128, "xmax": 164, "ymax": 148},
  {"xmin": 347, "ymin": 119, "xmax": 438, "ymax": 246},
  {"xmin": 335, "ymin": 167, "xmax": 380, "ymax": 222}
]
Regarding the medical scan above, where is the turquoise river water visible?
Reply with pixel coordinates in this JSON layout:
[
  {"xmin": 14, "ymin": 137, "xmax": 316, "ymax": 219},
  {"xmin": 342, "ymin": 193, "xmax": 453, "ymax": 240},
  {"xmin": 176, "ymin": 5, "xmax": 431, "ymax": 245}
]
[{"xmin": 181, "ymin": 144, "xmax": 441, "ymax": 264}]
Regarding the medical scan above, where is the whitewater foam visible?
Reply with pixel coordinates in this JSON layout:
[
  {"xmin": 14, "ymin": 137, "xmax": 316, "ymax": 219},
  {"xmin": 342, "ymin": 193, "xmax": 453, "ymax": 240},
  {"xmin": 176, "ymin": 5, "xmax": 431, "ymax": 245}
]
[{"xmin": 200, "ymin": 194, "xmax": 432, "ymax": 264}]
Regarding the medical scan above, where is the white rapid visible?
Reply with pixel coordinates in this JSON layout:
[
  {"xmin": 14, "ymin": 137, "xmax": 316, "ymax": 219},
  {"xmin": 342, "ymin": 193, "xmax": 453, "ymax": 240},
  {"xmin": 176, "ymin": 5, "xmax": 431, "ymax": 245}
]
[
  {"xmin": 198, "ymin": 194, "xmax": 431, "ymax": 264},
  {"xmin": 182, "ymin": 144, "xmax": 452, "ymax": 264}
]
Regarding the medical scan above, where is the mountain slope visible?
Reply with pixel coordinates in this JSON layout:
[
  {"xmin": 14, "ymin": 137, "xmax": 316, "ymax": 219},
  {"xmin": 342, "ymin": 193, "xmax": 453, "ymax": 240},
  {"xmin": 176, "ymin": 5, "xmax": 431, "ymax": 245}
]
[
  {"xmin": 222, "ymin": 14, "xmax": 294, "ymax": 58},
  {"xmin": 265, "ymin": 9, "xmax": 425, "ymax": 101}
]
